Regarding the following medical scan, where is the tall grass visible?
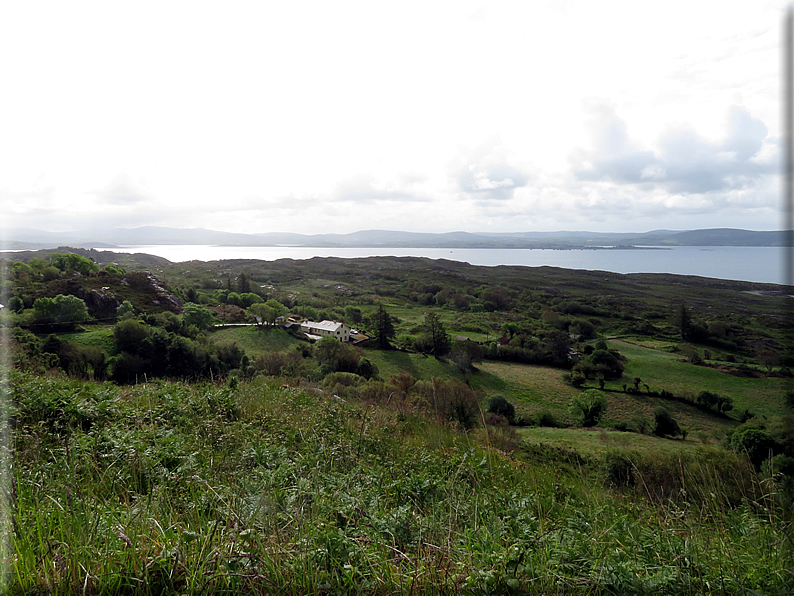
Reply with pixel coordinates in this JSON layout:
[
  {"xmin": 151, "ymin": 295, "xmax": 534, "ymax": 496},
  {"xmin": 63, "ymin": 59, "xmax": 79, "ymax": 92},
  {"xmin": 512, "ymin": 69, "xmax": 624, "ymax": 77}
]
[{"xmin": 7, "ymin": 371, "xmax": 794, "ymax": 594}]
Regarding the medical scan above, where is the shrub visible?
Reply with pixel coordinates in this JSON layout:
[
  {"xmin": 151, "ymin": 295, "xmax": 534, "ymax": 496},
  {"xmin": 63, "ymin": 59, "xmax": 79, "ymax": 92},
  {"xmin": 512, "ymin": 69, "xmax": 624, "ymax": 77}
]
[
  {"xmin": 570, "ymin": 389, "xmax": 607, "ymax": 427},
  {"xmin": 603, "ymin": 452, "xmax": 634, "ymax": 487},
  {"xmin": 536, "ymin": 410, "xmax": 558, "ymax": 427},
  {"xmin": 411, "ymin": 378, "xmax": 479, "ymax": 430},
  {"xmin": 729, "ymin": 427, "xmax": 777, "ymax": 469},
  {"xmin": 32, "ymin": 294, "xmax": 89, "ymax": 330},
  {"xmin": 653, "ymin": 407, "xmax": 681, "ymax": 438},
  {"xmin": 487, "ymin": 395, "xmax": 515, "ymax": 423},
  {"xmin": 182, "ymin": 303, "xmax": 215, "ymax": 331}
]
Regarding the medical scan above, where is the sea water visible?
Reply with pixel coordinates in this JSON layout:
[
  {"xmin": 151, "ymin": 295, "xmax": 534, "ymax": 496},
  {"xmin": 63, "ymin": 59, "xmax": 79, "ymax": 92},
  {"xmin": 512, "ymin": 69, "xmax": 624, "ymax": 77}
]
[{"xmin": 102, "ymin": 244, "xmax": 787, "ymax": 285}]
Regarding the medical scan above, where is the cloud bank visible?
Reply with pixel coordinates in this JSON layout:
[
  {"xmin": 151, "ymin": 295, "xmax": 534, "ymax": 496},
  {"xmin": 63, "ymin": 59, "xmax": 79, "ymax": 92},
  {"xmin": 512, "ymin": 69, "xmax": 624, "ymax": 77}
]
[{"xmin": 571, "ymin": 104, "xmax": 775, "ymax": 195}]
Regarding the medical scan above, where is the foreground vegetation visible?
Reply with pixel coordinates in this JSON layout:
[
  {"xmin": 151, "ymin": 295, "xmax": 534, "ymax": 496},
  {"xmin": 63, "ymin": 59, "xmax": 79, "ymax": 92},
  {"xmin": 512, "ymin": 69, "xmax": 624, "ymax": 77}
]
[{"xmin": 7, "ymin": 372, "xmax": 793, "ymax": 594}]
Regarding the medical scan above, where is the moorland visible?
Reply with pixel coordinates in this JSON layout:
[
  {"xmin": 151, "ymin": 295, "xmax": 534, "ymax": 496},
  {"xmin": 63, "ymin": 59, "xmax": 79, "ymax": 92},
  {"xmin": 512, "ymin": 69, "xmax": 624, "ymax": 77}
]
[{"xmin": 1, "ymin": 248, "xmax": 792, "ymax": 594}]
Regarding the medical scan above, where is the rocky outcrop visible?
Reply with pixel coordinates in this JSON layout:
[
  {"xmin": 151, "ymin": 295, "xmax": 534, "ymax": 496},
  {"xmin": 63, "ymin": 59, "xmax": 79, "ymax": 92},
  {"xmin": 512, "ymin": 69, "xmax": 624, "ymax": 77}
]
[
  {"xmin": 144, "ymin": 272, "xmax": 184, "ymax": 311},
  {"xmin": 64, "ymin": 282, "xmax": 121, "ymax": 317}
]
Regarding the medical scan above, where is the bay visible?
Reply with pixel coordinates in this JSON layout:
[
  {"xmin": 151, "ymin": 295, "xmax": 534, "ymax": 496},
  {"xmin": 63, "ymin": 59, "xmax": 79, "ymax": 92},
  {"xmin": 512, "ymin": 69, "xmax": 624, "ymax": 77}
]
[{"xmin": 104, "ymin": 244, "xmax": 787, "ymax": 285}]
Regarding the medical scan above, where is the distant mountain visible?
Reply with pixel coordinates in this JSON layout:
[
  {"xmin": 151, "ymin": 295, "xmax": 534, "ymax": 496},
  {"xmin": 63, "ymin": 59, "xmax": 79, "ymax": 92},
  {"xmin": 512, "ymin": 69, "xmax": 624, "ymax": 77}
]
[
  {"xmin": 632, "ymin": 228, "xmax": 783, "ymax": 246},
  {"xmin": 0, "ymin": 226, "xmax": 787, "ymax": 250}
]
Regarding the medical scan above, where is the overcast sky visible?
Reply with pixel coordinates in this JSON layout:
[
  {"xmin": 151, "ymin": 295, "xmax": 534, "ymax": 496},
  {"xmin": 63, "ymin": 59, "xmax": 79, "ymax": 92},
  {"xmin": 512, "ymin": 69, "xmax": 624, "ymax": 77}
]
[{"xmin": 0, "ymin": 1, "xmax": 787, "ymax": 235}]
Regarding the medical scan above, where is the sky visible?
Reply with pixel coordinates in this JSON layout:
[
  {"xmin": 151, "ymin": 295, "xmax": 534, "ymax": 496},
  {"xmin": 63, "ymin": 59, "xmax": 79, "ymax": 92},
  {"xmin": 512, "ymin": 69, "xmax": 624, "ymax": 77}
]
[{"xmin": 0, "ymin": 0, "xmax": 788, "ymax": 236}]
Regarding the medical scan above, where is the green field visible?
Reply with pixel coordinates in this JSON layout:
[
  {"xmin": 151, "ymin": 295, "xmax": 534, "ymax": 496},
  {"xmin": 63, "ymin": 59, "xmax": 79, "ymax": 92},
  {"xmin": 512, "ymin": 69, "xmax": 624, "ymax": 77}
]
[
  {"xmin": 613, "ymin": 339, "xmax": 787, "ymax": 418},
  {"xmin": 57, "ymin": 326, "xmax": 116, "ymax": 353},
  {"xmin": 471, "ymin": 355, "xmax": 743, "ymax": 438},
  {"xmin": 361, "ymin": 348, "xmax": 461, "ymax": 381},
  {"xmin": 520, "ymin": 426, "xmax": 711, "ymax": 458},
  {"xmin": 211, "ymin": 326, "xmax": 301, "ymax": 357}
]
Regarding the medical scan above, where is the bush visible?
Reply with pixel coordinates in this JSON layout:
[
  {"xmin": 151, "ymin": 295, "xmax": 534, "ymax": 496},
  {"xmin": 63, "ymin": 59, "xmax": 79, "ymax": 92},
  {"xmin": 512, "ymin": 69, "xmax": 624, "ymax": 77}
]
[
  {"xmin": 603, "ymin": 452, "xmax": 635, "ymax": 487},
  {"xmin": 487, "ymin": 395, "xmax": 515, "ymax": 424},
  {"xmin": 729, "ymin": 427, "xmax": 777, "ymax": 469},
  {"xmin": 411, "ymin": 378, "xmax": 479, "ymax": 430},
  {"xmin": 570, "ymin": 389, "xmax": 607, "ymax": 427},
  {"xmin": 536, "ymin": 410, "xmax": 558, "ymax": 428},
  {"xmin": 653, "ymin": 407, "xmax": 681, "ymax": 438},
  {"xmin": 182, "ymin": 303, "xmax": 215, "ymax": 331},
  {"xmin": 32, "ymin": 294, "xmax": 89, "ymax": 330}
]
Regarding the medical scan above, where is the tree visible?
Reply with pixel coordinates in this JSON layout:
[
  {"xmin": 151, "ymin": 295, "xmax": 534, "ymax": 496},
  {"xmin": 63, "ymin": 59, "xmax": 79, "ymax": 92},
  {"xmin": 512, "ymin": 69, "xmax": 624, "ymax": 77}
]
[
  {"xmin": 424, "ymin": 312, "xmax": 451, "ymax": 358},
  {"xmin": 313, "ymin": 336, "xmax": 360, "ymax": 375},
  {"xmin": 569, "ymin": 389, "xmax": 607, "ymax": 427},
  {"xmin": 249, "ymin": 303, "xmax": 277, "ymax": 328},
  {"xmin": 264, "ymin": 299, "xmax": 289, "ymax": 321},
  {"xmin": 729, "ymin": 427, "xmax": 777, "ymax": 468},
  {"xmin": 113, "ymin": 319, "xmax": 152, "ymax": 356},
  {"xmin": 371, "ymin": 304, "xmax": 395, "ymax": 349},
  {"xmin": 238, "ymin": 293, "xmax": 263, "ymax": 308},
  {"xmin": 450, "ymin": 340, "xmax": 483, "ymax": 373},
  {"xmin": 653, "ymin": 407, "xmax": 682, "ymax": 438},
  {"xmin": 757, "ymin": 349, "xmax": 779, "ymax": 372},
  {"xmin": 344, "ymin": 305, "xmax": 363, "ymax": 324},
  {"xmin": 487, "ymin": 395, "xmax": 515, "ymax": 423},
  {"xmin": 675, "ymin": 303, "xmax": 691, "ymax": 341},
  {"xmin": 182, "ymin": 303, "xmax": 215, "ymax": 331},
  {"xmin": 502, "ymin": 322, "xmax": 521, "ymax": 339},
  {"xmin": 7, "ymin": 296, "xmax": 23, "ymax": 313},
  {"xmin": 411, "ymin": 378, "xmax": 479, "ymax": 429},
  {"xmin": 48, "ymin": 253, "xmax": 99, "ymax": 275},
  {"xmin": 116, "ymin": 300, "xmax": 135, "ymax": 319},
  {"xmin": 32, "ymin": 294, "xmax": 89, "ymax": 330},
  {"xmin": 236, "ymin": 272, "xmax": 251, "ymax": 294},
  {"xmin": 357, "ymin": 357, "xmax": 378, "ymax": 379}
]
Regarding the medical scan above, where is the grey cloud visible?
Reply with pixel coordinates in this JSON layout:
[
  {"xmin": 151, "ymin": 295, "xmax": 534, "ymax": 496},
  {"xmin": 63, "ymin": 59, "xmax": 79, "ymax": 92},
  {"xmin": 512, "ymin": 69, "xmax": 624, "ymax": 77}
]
[
  {"xmin": 572, "ymin": 105, "xmax": 775, "ymax": 194},
  {"xmin": 334, "ymin": 177, "xmax": 430, "ymax": 204},
  {"xmin": 458, "ymin": 163, "xmax": 529, "ymax": 200},
  {"xmin": 452, "ymin": 140, "xmax": 531, "ymax": 201},
  {"xmin": 90, "ymin": 174, "xmax": 153, "ymax": 205}
]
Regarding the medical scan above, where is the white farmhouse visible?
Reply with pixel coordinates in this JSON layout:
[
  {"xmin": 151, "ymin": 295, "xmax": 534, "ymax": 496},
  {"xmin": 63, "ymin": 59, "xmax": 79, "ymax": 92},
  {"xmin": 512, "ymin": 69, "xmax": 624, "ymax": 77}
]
[{"xmin": 300, "ymin": 320, "xmax": 351, "ymax": 342}]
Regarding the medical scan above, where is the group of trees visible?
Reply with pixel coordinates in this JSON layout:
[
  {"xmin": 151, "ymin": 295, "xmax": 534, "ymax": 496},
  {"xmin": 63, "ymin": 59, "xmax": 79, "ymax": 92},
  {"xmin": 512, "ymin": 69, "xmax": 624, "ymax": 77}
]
[
  {"xmin": 572, "ymin": 343, "xmax": 625, "ymax": 382},
  {"xmin": 110, "ymin": 318, "xmax": 244, "ymax": 383},
  {"xmin": 31, "ymin": 294, "xmax": 90, "ymax": 331},
  {"xmin": 249, "ymin": 300, "xmax": 289, "ymax": 329},
  {"xmin": 10, "ymin": 252, "xmax": 100, "ymax": 284},
  {"xmin": 696, "ymin": 391, "xmax": 734, "ymax": 414}
]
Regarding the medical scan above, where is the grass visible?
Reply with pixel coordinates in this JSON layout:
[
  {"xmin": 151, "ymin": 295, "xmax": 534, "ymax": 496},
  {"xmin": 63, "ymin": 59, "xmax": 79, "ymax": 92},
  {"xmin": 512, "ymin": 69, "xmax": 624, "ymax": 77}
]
[
  {"xmin": 361, "ymin": 348, "xmax": 460, "ymax": 381},
  {"xmin": 8, "ymin": 371, "xmax": 793, "ymax": 594},
  {"xmin": 210, "ymin": 326, "xmax": 301, "ymax": 358},
  {"xmin": 519, "ymin": 426, "xmax": 706, "ymax": 458},
  {"xmin": 612, "ymin": 339, "xmax": 788, "ymax": 418},
  {"xmin": 471, "ymin": 355, "xmax": 741, "ymax": 438},
  {"xmin": 470, "ymin": 361, "xmax": 582, "ymax": 425},
  {"xmin": 57, "ymin": 326, "xmax": 116, "ymax": 354}
]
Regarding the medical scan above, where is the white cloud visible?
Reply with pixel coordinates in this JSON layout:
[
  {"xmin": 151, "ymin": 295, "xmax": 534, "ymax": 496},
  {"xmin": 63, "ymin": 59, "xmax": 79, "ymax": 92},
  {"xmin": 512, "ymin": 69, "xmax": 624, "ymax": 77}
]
[
  {"xmin": 450, "ymin": 138, "xmax": 531, "ymax": 202},
  {"xmin": 572, "ymin": 103, "xmax": 777, "ymax": 195}
]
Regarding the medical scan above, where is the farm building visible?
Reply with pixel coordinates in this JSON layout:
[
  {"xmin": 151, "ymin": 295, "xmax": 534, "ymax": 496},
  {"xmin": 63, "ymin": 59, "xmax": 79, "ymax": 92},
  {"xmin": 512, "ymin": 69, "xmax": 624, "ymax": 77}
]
[{"xmin": 300, "ymin": 320, "xmax": 351, "ymax": 342}]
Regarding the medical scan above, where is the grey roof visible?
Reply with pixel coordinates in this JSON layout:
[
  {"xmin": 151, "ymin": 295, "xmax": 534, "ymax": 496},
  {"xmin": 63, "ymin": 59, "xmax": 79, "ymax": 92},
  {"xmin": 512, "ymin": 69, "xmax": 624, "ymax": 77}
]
[{"xmin": 301, "ymin": 320, "xmax": 346, "ymax": 332}]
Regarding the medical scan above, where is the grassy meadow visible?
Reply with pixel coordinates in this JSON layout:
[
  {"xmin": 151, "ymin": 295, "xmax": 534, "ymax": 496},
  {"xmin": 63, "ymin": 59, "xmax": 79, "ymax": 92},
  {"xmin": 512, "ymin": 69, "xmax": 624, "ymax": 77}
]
[{"xmin": 7, "ymin": 372, "xmax": 792, "ymax": 595}]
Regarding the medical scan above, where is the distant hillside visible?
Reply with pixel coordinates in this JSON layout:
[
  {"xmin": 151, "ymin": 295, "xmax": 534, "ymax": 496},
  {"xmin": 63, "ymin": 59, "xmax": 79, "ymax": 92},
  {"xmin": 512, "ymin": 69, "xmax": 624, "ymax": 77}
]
[
  {"xmin": 633, "ymin": 228, "xmax": 783, "ymax": 246},
  {"xmin": 1, "ymin": 226, "xmax": 787, "ymax": 249}
]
